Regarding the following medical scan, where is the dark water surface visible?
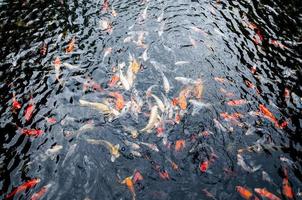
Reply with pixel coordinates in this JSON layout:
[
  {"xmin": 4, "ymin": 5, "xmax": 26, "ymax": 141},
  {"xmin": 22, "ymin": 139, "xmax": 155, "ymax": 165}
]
[{"xmin": 0, "ymin": 0, "xmax": 302, "ymax": 199}]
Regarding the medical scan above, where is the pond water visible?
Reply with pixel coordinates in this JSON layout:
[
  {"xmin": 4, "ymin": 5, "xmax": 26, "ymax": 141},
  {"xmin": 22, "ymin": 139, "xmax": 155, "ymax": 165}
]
[{"xmin": 0, "ymin": 0, "xmax": 301, "ymax": 199}]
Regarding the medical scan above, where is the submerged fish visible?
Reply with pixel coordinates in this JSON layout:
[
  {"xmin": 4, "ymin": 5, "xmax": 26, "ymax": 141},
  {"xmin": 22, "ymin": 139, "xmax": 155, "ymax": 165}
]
[
  {"xmin": 237, "ymin": 154, "xmax": 261, "ymax": 173},
  {"xmin": 254, "ymin": 188, "xmax": 281, "ymax": 200},
  {"xmin": 79, "ymin": 99, "xmax": 119, "ymax": 116},
  {"xmin": 140, "ymin": 106, "xmax": 159, "ymax": 132},
  {"xmin": 121, "ymin": 176, "xmax": 136, "ymax": 200},
  {"xmin": 189, "ymin": 99, "xmax": 211, "ymax": 116},
  {"xmin": 6, "ymin": 178, "xmax": 41, "ymax": 199},
  {"xmin": 86, "ymin": 139, "xmax": 120, "ymax": 162},
  {"xmin": 236, "ymin": 186, "xmax": 258, "ymax": 200}
]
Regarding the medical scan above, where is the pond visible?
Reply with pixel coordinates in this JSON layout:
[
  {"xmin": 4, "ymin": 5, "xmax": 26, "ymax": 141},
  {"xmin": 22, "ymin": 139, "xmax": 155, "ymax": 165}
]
[{"xmin": 0, "ymin": 0, "xmax": 301, "ymax": 199}]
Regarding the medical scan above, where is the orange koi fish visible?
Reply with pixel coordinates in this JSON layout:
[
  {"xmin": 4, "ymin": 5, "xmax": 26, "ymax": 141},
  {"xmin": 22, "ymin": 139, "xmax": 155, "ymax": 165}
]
[
  {"xmin": 236, "ymin": 186, "xmax": 258, "ymax": 200},
  {"xmin": 12, "ymin": 93, "xmax": 21, "ymax": 110},
  {"xmin": 254, "ymin": 188, "xmax": 280, "ymax": 200},
  {"xmin": 175, "ymin": 139, "xmax": 185, "ymax": 151},
  {"xmin": 30, "ymin": 184, "xmax": 51, "ymax": 200},
  {"xmin": 109, "ymin": 92, "xmax": 125, "ymax": 110},
  {"xmin": 193, "ymin": 79, "xmax": 203, "ymax": 99},
  {"xmin": 171, "ymin": 97, "xmax": 179, "ymax": 107},
  {"xmin": 132, "ymin": 170, "xmax": 143, "ymax": 184},
  {"xmin": 108, "ymin": 74, "xmax": 120, "ymax": 87},
  {"xmin": 66, "ymin": 37, "xmax": 75, "ymax": 53},
  {"xmin": 6, "ymin": 178, "xmax": 40, "ymax": 199},
  {"xmin": 178, "ymin": 87, "xmax": 191, "ymax": 110},
  {"xmin": 259, "ymin": 104, "xmax": 278, "ymax": 126},
  {"xmin": 199, "ymin": 160, "xmax": 209, "ymax": 173},
  {"xmin": 21, "ymin": 128, "xmax": 44, "ymax": 137},
  {"xmin": 220, "ymin": 112, "xmax": 242, "ymax": 121},
  {"xmin": 282, "ymin": 177, "xmax": 294, "ymax": 199},
  {"xmin": 24, "ymin": 99, "xmax": 35, "ymax": 121},
  {"xmin": 226, "ymin": 99, "xmax": 247, "ymax": 106},
  {"xmin": 121, "ymin": 176, "xmax": 136, "ymax": 200}
]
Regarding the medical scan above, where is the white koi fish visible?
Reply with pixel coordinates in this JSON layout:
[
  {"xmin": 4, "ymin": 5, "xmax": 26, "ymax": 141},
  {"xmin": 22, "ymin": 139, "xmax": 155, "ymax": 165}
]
[
  {"xmin": 237, "ymin": 154, "xmax": 261, "ymax": 173},
  {"xmin": 140, "ymin": 106, "xmax": 158, "ymax": 132}
]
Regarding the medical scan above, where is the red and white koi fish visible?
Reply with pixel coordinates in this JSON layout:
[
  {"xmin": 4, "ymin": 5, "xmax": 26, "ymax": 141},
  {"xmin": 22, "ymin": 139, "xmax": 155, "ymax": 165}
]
[{"xmin": 24, "ymin": 98, "xmax": 35, "ymax": 121}]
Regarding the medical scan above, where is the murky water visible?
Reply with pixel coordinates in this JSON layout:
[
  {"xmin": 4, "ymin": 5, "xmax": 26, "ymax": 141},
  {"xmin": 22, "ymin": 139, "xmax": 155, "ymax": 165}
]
[{"xmin": 0, "ymin": 0, "xmax": 302, "ymax": 199}]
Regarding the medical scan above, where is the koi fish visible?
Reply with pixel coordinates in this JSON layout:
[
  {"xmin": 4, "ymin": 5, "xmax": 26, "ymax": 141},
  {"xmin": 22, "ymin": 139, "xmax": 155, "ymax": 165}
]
[
  {"xmin": 220, "ymin": 112, "xmax": 242, "ymax": 121},
  {"xmin": 30, "ymin": 183, "xmax": 52, "ymax": 200},
  {"xmin": 53, "ymin": 57, "xmax": 61, "ymax": 82},
  {"xmin": 103, "ymin": 47, "xmax": 112, "ymax": 61},
  {"xmin": 124, "ymin": 140, "xmax": 140, "ymax": 150},
  {"xmin": 40, "ymin": 42, "xmax": 48, "ymax": 56},
  {"xmin": 111, "ymin": 8, "xmax": 117, "ymax": 16},
  {"xmin": 132, "ymin": 170, "xmax": 143, "ymax": 184},
  {"xmin": 86, "ymin": 139, "xmax": 120, "ymax": 162},
  {"xmin": 141, "ymin": 5, "xmax": 148, "ymax": 20},
  {"xmin": 250, "ymin": 66, "xmax": 257, "ymax": 74},
  {"xmin": 109, "ymin": 92, "xmax": 125, "ymax": 110},
  {"xmin": 201, "ymin": 189, "xmax": 217, "ymax": 200},
  {"xmin": 175, "ymin": 61, "xmax": 190, "ymax": 66},
  {"xmin": 193, "ymin": 79, "xmax": 203, "ymax": 99},
  {"xmin": 151, "ymin": 94, "xmax": 165, "ymax": 112},
  {"xmin": 140, "ymin": 106, "xmax": 158, "ymax": 132},
  {"xmin": 101, "ymin": 0, "xmax": 109, "ymax": 12},
  {"xmin": 21, "ymin": 128, "xmax": 44, "ymax": 137},
  {"xmin": 159, "ymin": 170, "xmax": 170, "ymax": 180},
  {"xmin": 178, "ymin": 87, "xmax": 191, "ymax": 110},
  {"xmin": 119, "ymin": 66, "xmax": 131, "ymax": 90},
  {"xmin": 254, "ymin": 188, "xmax": 281, "ymax": 200},
  {"xmin": 199, "ymin": 160, "xmax": 209, "ymax": 172},
  {"xmin": 12, "ymin": 93, "xmax": 21, "ymax": 110},
  {"xmin": 262, "ymin": 171, "xmax": 277, "ymax": 186},
  {"xmin": 46, "ymin": 145, "xmax": 63, "ymax": 156},
  {"xmin": 175, "ymin": 139, "xmax": 185, "ymax": 151},
  {"xmin": 189, "ymin": 99, "xmax": 211, "ymax": 116},
  {"xmin": 6, "ymin": 178, "xmax": 41, "ymax": 199},
  {"xmin": 167, "ymin": 158, "xmax": 179, "ymax": 171},
  {"xmin": 237, "ymin": 154, "xmax": 261, "ymax": 173},
  {"xmin": 63, "ymin": 62, "xmax": 79, "ymax": 70},
  {"xmin": 269, "ymin": 39, "xmax": 288, "ymax": 49},
  {"xmin": 160, "ymin": 72, "xmax": 170, "ymax": 94},
  {"xmin": 226, "ymin": 99, "xmax": 248, "ymax": 106},
  {"xmin": 259, "ymin": 104, "xmax": 279, "ymax": 127},
  {"xmin": 175, "ymin": 76, "xmax": 196, "ymax": 85},
  {"xmin": 108, "ymin": 74, "xmax": 120, "ymax": 87},
  {"xmin": 236, "ymin": 186, "xmax": 258, "ymax": 200},
  {"xmin": 214, "ymin": 77, "xmax": 227, "ymax": 83},
  {"xmin": 157, "ymin": 10, "xmax": 164, "ymax": 22},
  {"xmin": 24, "ymin": 99, "xmax": 35, "ymax": 121},
  {"xmin": 121, "ymin": 176, "xmax": 136, "ymax": 200},
  {"xmin": 130, "ymin": 56, "xmax": 140, "ymax": 74},
  {"xmin": 213, "ymin": 119, "xmax": 227, "ymax": 132},
  {"xmin": 283, "ymin": 177, "xmax": 294, "ymax": 199},
  {"xmin": 141, "ymin": 48, "xmax": 149, "ymax": 61},
  {"xmin": 66, "ymin": 37, "xmax": 75, "ymax": 53},
  {"xmin": 139, "ymin": 142, "xmax": 159, "ymax": 152},
  {"xmin": 79, "ymin": 99, "xmax": 119, "ymax": 116},
  {"xmin": 99, "ymin": 19, "xmax": 112, "ymax": 33}
]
